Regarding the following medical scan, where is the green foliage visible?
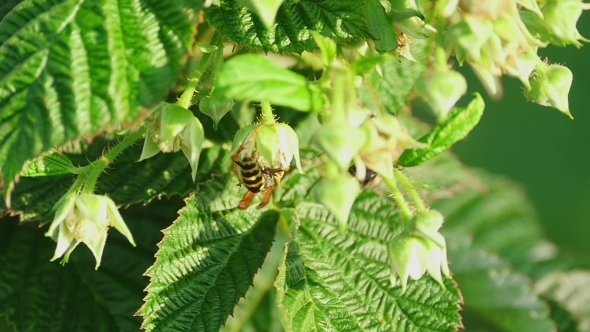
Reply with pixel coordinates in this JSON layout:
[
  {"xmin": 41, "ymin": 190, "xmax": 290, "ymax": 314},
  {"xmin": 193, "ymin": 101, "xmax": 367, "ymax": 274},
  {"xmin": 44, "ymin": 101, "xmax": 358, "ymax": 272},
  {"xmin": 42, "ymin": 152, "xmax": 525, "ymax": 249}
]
[
  {"xmin": 276, "ymin": 197, "xmax": 462, "ymax": 332},
  {"xmin": 0, "ymin": 0, "xmax": 202, "ymax": 188},
  {"xmin": 398, "ymin": 93, "xmax": 485, "ymax": 167},
  {"xmin": 206, "ymin": 0, "xmax": 372, "ymax": 53},
  {"xmin": 1, "ymin": 0, "xmax": 590, "ymax": 331}
]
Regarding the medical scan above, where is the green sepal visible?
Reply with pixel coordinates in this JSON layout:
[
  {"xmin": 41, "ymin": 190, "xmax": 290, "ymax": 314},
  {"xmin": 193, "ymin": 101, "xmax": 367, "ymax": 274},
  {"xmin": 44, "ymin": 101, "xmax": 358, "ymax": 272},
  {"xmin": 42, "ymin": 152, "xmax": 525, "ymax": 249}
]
[
  {"xmin": 415, "ymin": 69, "xmax": 467, "ymax": 121},
  {"xmin": 312, "ymin": 175, "xmax": 361, "ymax": 231},
  {"xmin": 313, "ymin": 124, "xmax": 367, "ymax": 170},
  {"xmin": 524, "ymin": 63, "xmax": 573, "ymax": 118},
  {"xmin": 159, "ymin": 104, "xmax": 193, "ymax": 146},
  {"xmin": 198, "ymin": 93, "xmax": 234, "ymax": 130},
  {"xmin": 181, "ymin": 117, "xmax": 205, "ymax": 181},
  {"xmin": 310, "ymin": 31, "xmax": 336, "ymax": 66}
]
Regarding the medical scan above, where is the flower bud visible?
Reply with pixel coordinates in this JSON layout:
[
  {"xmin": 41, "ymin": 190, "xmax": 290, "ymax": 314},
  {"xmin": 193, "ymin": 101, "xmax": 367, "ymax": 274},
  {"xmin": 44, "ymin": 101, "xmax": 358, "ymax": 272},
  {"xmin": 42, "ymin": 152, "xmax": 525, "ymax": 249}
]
[
  {"xmin": 313, "ymin": 124, "xmax": 367, "ymax": 170},
  {"xmin": 415, "ymin": 69, "xmax": 467, "ymax": 120},
  {"xmin": 45, "ymin": 194, "xmax": 136, "ymax": 269},
  {"xmin": 525, "ymin": 63, "xmax": 573, "ymax": 118},
  {"xmin": 228, "ymin": 122, "xmax": 303, "ymax": 172},
  {"xmin": 313, "ymin": 174, "xmax": 361, "ymax": 231},
  {"xmin": 388, "ymin": 210, "xmax": 450, "ymax": 292},
  {"xmin": 537, "ymin": 0, "xmax": 590, "ymax": 47}
]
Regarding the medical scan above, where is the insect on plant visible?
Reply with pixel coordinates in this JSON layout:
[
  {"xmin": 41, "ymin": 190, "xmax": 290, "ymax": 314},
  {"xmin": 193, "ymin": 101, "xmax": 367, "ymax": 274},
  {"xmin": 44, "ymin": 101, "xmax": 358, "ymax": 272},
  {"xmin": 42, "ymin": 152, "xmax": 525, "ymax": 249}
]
[{"xmin": 232, "ymin": 148, "xmax": 288, "ymax": 209}]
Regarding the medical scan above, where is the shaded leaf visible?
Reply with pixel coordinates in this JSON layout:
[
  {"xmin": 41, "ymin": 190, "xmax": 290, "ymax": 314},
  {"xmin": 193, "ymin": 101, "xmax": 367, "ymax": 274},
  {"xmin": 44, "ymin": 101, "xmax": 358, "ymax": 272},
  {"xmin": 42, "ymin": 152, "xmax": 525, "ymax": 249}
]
[
  {"xmin": 0, "ymin": 198, "xmax": 180, "ymax": 332},
  {"xmin": 449, "ymin": 237, "xmax": 556, "ymax": 332},
  {"xmin": 138, "ymin": 175, "xmax": 280, "ymax": 332},
  {"xmin": 206, "ymin": 0, "xmax": 372, "ymax": 53}
]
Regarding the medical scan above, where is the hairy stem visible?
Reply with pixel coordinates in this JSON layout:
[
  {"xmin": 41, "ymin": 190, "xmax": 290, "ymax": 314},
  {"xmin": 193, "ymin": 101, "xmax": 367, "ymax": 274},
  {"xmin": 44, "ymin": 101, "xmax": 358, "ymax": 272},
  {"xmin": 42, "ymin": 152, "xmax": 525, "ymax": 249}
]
[
  {"xmin": 394, "ymin": 169, "xmax": 427, "ymax": 213},
  {"xmin": 82, "ymin": 127, "xmax": 146, "ymax": 193},
  {"xmin": 382, "ymin": 175, "xmax": 413, "ymax": 222},
  {"xmin": 176, "ymin": 33, "xmax": 221, "ymax": 109},
  {"xmin": 260, "ymin": 101, "xmax": 276, "ymax": 124}
]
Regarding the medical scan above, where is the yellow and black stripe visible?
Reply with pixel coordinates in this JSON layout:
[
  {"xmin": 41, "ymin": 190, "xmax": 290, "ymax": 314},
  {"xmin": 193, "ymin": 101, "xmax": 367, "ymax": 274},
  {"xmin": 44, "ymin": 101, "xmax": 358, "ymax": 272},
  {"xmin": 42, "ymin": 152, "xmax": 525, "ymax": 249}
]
[{"xmin": 236, "ymin": 156, "xmax": 265, "ymax": 193}]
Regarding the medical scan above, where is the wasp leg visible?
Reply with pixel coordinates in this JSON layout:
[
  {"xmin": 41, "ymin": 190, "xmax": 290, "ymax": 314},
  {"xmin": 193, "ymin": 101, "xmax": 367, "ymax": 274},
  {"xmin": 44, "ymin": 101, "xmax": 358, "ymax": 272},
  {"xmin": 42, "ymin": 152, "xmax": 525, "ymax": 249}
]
[
  {"xmin": 238, "ymin": 190, "xmax": 257, "ymax": 210},
  {"xmin": 256, "ymin": 186, "xmax": 274, "ymax": 209}
]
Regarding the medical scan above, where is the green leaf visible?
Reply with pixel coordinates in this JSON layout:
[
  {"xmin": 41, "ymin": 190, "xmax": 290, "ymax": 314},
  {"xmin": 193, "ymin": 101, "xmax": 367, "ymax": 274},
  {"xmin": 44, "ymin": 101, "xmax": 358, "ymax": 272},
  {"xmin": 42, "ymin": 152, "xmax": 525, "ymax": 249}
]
[
  {"xmin": 206, "ymin": 0, "xmax": 372, "ymax": 53},
  {"xmin": 1, "ymin": 137, "xmax": 228, "ymax": 224},
  {"xmin": 449, "ymin": 237, "xmax": 555, "ymax": 332},
  {"xmin": 215, "ymin": 54, "xmax": 324, "ymax": 112},
  {"xmin": 433, "ymin": 171, "xmax": 545, "ymax": 264},
  {"xmin": 0, "ymin": 0, "xmax": 201, "ymax": 187},
  {"xmin": 365, "ymin": 0, "xmax": 398, "ymax": 53},
  {"xmin": 138, "ymin": 176, "xmax": 280, "ymax": 332},
  {"xmin": 239, "ymin": 0, "xmax": 285, "ymax": 28},
  {"xmin": 0, "ymin": 0, "xmax": 21, "ymax": 20},
  {"xmin": 397, "ymin": 93, "xmax": 485, "ymax": 167},
  {"xmin": 277, "ymin": 192, "xmax": 462, "ymax": 331},
  {"xmin": 221, "ymin": 231, "xmax": 287, "ymax": 332},
  {"xmin": 20, "ymin": 150, "xmax": 75, "ymax": 177},
  {"xmin": 358, "ymin": 38, "xmax": 430, "ymax": 114},
  {"xmin": 0, "ymin": 198, "xmax": 180, "ymax": 332}
]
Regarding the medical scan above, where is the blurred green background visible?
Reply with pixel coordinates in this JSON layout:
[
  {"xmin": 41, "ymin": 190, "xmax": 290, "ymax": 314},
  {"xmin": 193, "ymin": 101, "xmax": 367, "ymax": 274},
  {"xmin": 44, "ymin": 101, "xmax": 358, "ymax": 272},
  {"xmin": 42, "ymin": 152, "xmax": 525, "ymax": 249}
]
[{"xmin": 452, "ymin": 12, "xmax": 590, "ymax": 255}]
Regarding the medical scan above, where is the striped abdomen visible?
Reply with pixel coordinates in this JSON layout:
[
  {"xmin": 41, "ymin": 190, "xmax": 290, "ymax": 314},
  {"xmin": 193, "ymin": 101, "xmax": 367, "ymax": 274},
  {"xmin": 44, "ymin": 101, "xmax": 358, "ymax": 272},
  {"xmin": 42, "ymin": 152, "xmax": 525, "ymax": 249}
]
[{"xmin": 237, "ymin": 156, "xmax": 264, "ymax": 193}]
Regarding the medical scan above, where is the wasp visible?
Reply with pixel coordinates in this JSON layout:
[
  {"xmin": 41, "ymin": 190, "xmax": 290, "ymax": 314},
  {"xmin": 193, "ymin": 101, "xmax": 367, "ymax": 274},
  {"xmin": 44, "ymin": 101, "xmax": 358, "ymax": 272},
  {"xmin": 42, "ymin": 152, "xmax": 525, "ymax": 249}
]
[{"xmin": 232, "ymin": 151, "xmax": 288, "ymax": 209}]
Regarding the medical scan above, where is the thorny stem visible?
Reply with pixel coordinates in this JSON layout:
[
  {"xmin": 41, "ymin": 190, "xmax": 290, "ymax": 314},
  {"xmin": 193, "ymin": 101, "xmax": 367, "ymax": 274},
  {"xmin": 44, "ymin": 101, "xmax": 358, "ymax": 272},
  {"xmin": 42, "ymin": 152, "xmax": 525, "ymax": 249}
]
[
  {"xmin": 382, "ymin": 175, "xmax": 413, "ymax": 223},
  {"xmin": 260, "ymin": 101, "xmax": 276, "ymax": 124},
  {"xmin": 176, "ymin": 33, "xmax": 221, "ymax": 109},
  {"xmin": 82, "ymin": 127, "xmax": 147, "ymax": 193},
  {"xmin": 394, "ymin": 169, "xmax": 427, "ymax": 213}
]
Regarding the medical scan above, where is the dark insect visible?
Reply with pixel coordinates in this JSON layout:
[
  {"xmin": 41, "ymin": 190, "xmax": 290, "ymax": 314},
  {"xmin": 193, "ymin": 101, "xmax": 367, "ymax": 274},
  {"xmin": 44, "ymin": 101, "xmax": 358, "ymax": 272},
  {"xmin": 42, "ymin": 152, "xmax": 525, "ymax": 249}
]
[
  {"xmin": 348, "ymin": 164, "xmax": 380, "ymax": 188},
  {"xmin": 232, "ymin": 152, "xmax": 287, "ymax": 209}
]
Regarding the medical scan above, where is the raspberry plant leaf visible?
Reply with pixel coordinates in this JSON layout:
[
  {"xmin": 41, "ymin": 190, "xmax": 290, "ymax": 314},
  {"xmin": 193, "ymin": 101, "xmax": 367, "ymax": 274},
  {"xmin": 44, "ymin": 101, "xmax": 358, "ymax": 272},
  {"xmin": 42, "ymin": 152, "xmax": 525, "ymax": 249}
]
[
  {"xmin": 206, "ymin": 0, "xmax": 372, "ymax": 53},
  {"xmin": 276, "ymin": 194, "xmax": 463, "ymax": 332},
  {"xmin": 138, "ymin": 176, "xmax": 280, "ymax": 332},
  {"xmin": 398, "ymin": 93, "xmax": 485, "ymax": 167},
  {"xmin": 449, "ymin": 239, "xmax": 555, "ymax": 332},
  {"xmin": 0, "ymin": 0, "xmax": 201, "ymax": 188},
  {"xmin": 358, "ymin": 39, "xmax": 430, "ymax": 114},
  {"xmin": 215, "ymin": 54, "xmax": 324, "ymax": 112}
]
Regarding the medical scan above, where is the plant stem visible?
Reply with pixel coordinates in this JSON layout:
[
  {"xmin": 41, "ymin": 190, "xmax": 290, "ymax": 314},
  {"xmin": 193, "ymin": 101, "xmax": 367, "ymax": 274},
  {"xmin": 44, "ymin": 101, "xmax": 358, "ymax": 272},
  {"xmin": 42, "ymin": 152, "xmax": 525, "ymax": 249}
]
[
  {"xmin": 176, "ymin": 33, "xmax": 221, "ymax": 109},
  {"xmin": 260, "ymin": 101, "xmax": 276, "ymax": 124},
  {"xmin": 394, "ymin": 169, "xmax": 427, "ymax": 213},
  {"xmin": 382, "ymin": 175, "xmax": 413, "ymax": 223},
  {"xmin": 82, "ymin": 127, "xmax": 147, "ymax": 193}
]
